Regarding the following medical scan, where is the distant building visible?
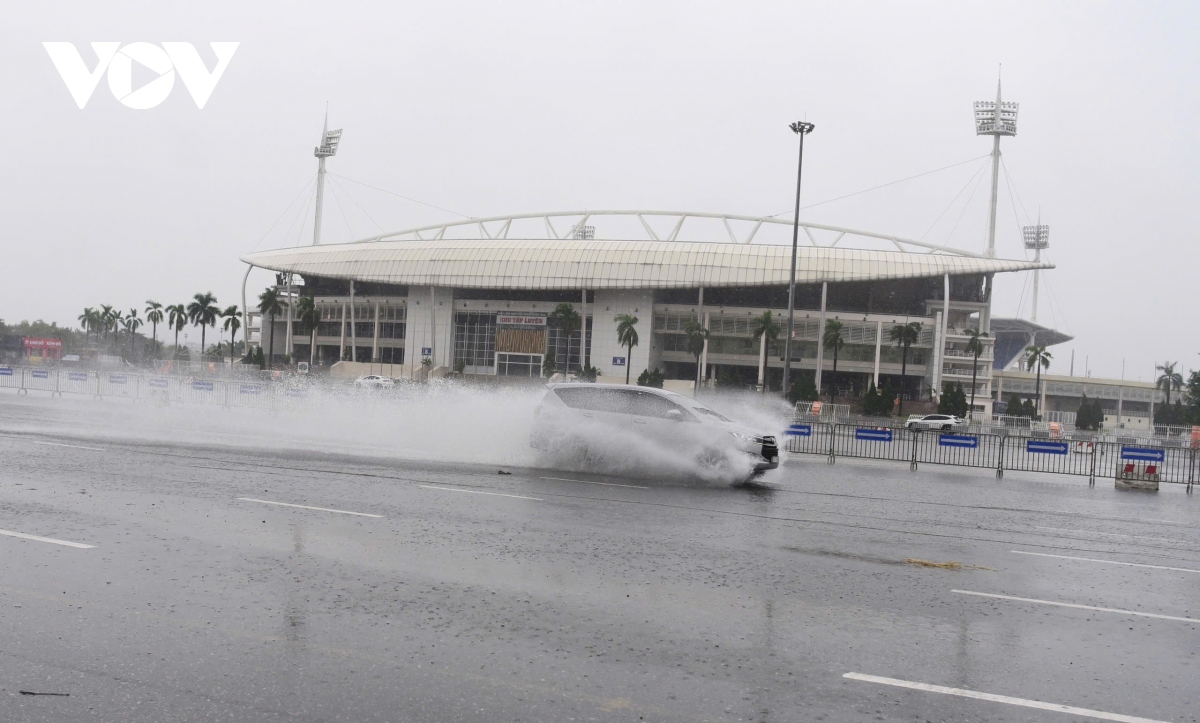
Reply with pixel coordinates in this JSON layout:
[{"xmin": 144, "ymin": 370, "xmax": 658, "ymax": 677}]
[{"xmin": 241, "ymin": 211, "xmax": 1050, "ymax": 414}]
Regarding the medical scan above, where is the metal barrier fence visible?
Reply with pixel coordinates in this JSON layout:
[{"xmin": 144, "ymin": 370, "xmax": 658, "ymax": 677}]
[{"xmin": 786, "ymin": 419, "xmax": 1197, "ymax": 490}]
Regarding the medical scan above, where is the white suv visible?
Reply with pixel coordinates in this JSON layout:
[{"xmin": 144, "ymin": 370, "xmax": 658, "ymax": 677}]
[
  {"xmin": 354, "ymin": 375, "xmax": 395, "ymax": 389},
  {"xmin": 905, "ymin": 414, "xmax": 966, "ymax": 431},
  {"xmin": 530, "ymin": 384, "xmax": 779, "ymax": 473}
]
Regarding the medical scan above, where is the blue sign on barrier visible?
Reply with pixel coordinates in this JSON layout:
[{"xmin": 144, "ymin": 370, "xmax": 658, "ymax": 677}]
[
  {"xmin": 1121, "ymin": 446, "xmax": 1165, "ymax": 462},
  {"xmin": 939, "ymin": 434, "xmax": 979, "ymax": 448},
  {"xmin": 0, "ymin": 368, "xmax": 11, "ymax": 376},
  {"xmin": 32, "ymin": 370, "xmax": 49, "ymax": 379},
  {"xmin": 285, "ymin": 388, "xmax": 306, "ymax": 398},
  {"xmin": 109, "ymin": 375, "xmax": 127, "ymax": 384},
  {"xmin": 1027, "ymin": 440, "xmax": 1069, "ymax": 455},
  {"xmin": 192, "ymin": 381, "xmax": 214, "ymax": 392},
  {"xmin": 240, "ymin": 384, "xmax": 264, "ymax": 395},
  {"xmin": 148, "ymin": 378, "xmax": 168, "ymax": 388},
  {"xmin": 856, "ymin": 428, "xmax": 893, "ymax": 442},
  {"xmin": 787, "ymin": 423, "xmax": 813, "ymax": 437},
  {"xmin": 69, "ymin": 372, "xmax": 87, "ymax": 382}
]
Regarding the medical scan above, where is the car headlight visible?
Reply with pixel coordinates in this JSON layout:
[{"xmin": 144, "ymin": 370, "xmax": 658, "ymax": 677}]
[{"xmin": 729, "ymin": 431, "xmax": 759, "ymax": 444}]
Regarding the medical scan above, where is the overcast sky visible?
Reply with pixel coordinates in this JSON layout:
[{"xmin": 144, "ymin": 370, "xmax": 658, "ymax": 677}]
[{"xmin": 3, "ymin": 1, "xmax": 1196, "ymax": 381}]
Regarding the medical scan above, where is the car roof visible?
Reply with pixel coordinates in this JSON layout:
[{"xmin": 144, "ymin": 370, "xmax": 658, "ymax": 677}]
[{"xmin": 547, "ymin": 383, "xmax": 686, "ymax": 401}]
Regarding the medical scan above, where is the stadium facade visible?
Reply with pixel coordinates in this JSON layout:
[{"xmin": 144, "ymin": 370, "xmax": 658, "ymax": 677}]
[{"xmin": 240, "ymin": 211, "xmax": 1051, "ymax": 413}]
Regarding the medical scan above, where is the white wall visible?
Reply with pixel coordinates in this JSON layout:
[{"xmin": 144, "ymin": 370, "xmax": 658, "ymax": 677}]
[
  {"xmin": 591, "ymin": 290, "xmax": 655, "ymax": 380},
  {"xmin": 406, "ymin": 286, "xmax": 454, "ymax": 374}
]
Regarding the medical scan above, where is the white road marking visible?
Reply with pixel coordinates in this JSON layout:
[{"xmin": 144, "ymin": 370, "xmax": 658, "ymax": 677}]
[
  {"xmin": 0, "ymin": 528, "xmax": 95, "ymax": 549},
  {"xmin": 844, "ymin": 673, "xmax": 1169, "ymax": 723},
  {"xmin": 1033, "ymin": 526, "xmax": 1180, "ymax": 544},
  {"xmin": 1012, "ymin": 550, "xmax": 1200, "ymax": 574},
  {"xmin": 25, "ymin": 440, "xmax": 106, "ymax": 452},
  {"xmin": 952, "ymin": 589, "xmax": 1200, "ymax": 624},
  {"xmin": 418, "ymin": 485, "xmax": 542, "ymax": 501},
  {"xmin": 540, "ymin": 476, "xmax": 647, "ymax": 489},
  {"xmin": 236, "ymin": 498, "xmax": 382, "ymax": 518}
]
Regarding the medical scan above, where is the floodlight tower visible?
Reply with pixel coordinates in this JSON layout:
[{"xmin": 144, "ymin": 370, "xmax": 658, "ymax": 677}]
[
  {"xmin": 1022, "ymin": 220, "xmax": 1049, "ymax": 322},
  {"xmin": 974, "ymin": 81, "xmax": 1018, "ymax": 258},
  {"xmin": 312, "ymin": 112, "xmax": 343, "ymax": 246}
]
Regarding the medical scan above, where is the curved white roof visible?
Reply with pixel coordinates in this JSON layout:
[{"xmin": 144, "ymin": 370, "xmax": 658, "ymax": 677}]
[{"xmin": 241, "ymin": 238, "xmax": 1051, "ymax": 290}]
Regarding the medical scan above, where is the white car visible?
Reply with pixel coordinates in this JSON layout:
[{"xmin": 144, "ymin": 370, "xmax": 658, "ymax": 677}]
[
  {"xmin": 905, "ymin": 413, "xmax": 966, "ymax": 431},
  {"xmin": 530, "ymin": 383, "xmax": 779, "ymax": 473},
  {"xmin": 354, "ymin": 375, "xmax": 395, "ymax": 389}
]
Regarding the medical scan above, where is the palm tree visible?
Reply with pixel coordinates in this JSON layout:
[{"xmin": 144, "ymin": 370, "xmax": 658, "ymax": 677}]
[
  {"xmin": 296, "ymin": 295, "xmax": 320, "ymax": 366},
  {"xmin": 145, "ymin": 301, "xmax": 164, "ymax": 357},
  {"xmin": 549, "ymin": 302, "xmax": 583, "ymax": 375},
  {"xmin": 1023, "ymin": 345, "xmax": 1053, "ymax": 418},
  {"xmin": 823, "ymin": 319, "xmax": 845, "ymax": 397},
  {"xmin": 614, "ymin": 313, "xmax": 639, "ymax": 385},
  {"xmin": 122, "ymin": 309, "xmax": 142, "ymax": 357},
  {"xmin": 187, "ymin": 292, "xmax": 220, "ymax": 362},
  {"xmin": 1156, "ymin": 361, "xmax": 1183, "ymax": 406},
  {"xmin": 889, "ymin": 322, "xmax": 922, "ymax": 416},
  {"xmin": 257, "ymin": 287, "xmax": 283, "ymax": 367},
  {"xmin": 221, "ymin": 306, "xmax": 241, "ymax": 370},
  {"xmin": 167, "ymin": 304, "xmax": 188, "ymax": 358},
  {"xmin": 964, "ymin": 328, "xmax": 989, "ymax": 416},
  {"xmin": 99, "ymin": 304, "xmax": 115, "ymax": 352},
  {"xmin": 750, "ymin": 310, "xmax": 780, "ymax": 393},
  {"xmin": 78, "ymin": 307, "xmax": 96, "ymax": 344},
  {"xmin": 682, "ymin": 319, "xmax": 709, "ymax": 390}
]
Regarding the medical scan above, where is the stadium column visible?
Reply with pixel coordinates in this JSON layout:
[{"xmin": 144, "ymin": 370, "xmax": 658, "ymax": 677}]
[
  {"xmin": 873, "ymin": 319, "xmax": 882, "ymax": 387},
  {"xmin": 698, "ymin": 287, "xmax": 708, "ymax": 385},
  {"xmin": 372, "ymin": 303, "xmax": 380, "ymax": 365},
  {"xmin": 941, "ymin": 273, "xmax": 951, "ymax": 395},
  {"xmin": 815, "ymin": 282, "xmax": 827, "ymax": 394},
  {"xmin": 338, "ymin": 302, "xmax": 346, "ymax": 361},
  {"xmin": 285, "ymin": 274, "xmax": 294, "ymax": 361}
]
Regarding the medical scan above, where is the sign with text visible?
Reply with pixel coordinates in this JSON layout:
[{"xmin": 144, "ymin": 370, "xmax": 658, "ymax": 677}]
[
  {"xmin": 612, "ymin": 356, "xmax": 626, "ymax": 366},
  {"xmin": 786, "ymin": 423, "xmax": 812, "ymax": 437},
  {"xmin": 421, "ymin": 347, "xmax": 432, "ymax": 356},
  {"xmin": 496, "ymin": 313, "xmax": 547, "ymax": 327},
  {"xmin": 1120, "ymin": 446, "xmax": 1165, "ymax": 462},
  {"xmin": 855, "ymin": 428, "xmax": 893, "ymax": 442},
  {"xmin": 1027, "ymin": 440, "xmax": 1069, "ymax": 455},
  {"xmin": 939, "ymin": 434, "xmax": 979, "ymax": 448}
]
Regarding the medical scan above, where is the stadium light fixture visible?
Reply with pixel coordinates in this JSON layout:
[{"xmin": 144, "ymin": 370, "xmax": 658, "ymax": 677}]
[
  {"xmin": 782, "ymin": 121, "xmax": 815, "ymax": 394},
  {"xmin": 312, "ymin": 109, "xmax": 343, "ymax": 246},
  {"xmin": 974, "ymin": 81, "xmax": 1018, "ymax": 258},
  {"xmin": 1022, "ymin": 221, "xmax": 1049, "ymax": 322}
]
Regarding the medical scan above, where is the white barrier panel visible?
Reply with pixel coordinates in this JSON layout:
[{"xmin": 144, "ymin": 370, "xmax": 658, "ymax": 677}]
[
  {"xmin": 60, "ymin": 370, "xmax": 94, "ymax": 395},
  {"xmin": 0, "ymin": 367, "xmax": 19, "ymax": 389},
  {"xmin": 99, "ymin": 373, "xmax": 137, "ymax": 398},
  {"xmin": 26, "ymin": 369, "xmax": 57, "ymax": 393}
]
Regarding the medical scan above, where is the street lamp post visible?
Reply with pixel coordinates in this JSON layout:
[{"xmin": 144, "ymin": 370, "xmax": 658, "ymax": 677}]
[{"xmin": 782, "ymin": 121, "xmax": 815, "ymax": 396}]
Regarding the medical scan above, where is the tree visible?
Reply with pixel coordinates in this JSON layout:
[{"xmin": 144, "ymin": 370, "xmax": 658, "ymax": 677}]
[
  {"xmin": 144, "ymin": 301, "xmax": 164, "ymax": 358},
  {"xmin": 167, "ymin": 304, "xmax": 188, "ymax": 358},
  {"xmin": 542, "ymin": 348, "xmax": 557, "ymax": 378},
  {"xmin": 1023, "ymin": 345, "xmax": 1052, "ymax": 417},
  {"xmin": 822, "ymin": 319, "xmax": 845, "ymax": 384},
  {"xmin": 1076, "ymin": 395, "xmax": 1103, "ymax": 431},
  {"xmin": 637, "ymin": 368, "xmax": 664, "ymax": 388},
  {"xmin": 877, "ymin": 384, "xmax": 897, "ymax": 416},
  {"xmin": 1156, "ymin": 361, "xmax": 1183, "ymax": 407},
  {"xmin": 221, "ymin": 306, "xmax": 241, "ymax": 370},
  {"xmin": 187, "ymin": 292, "xmax": 220, "ymax": 362},
  {"xmin": 296, "ymin": 295, "xmax": 320, "ymax": 367},
  {"xmin": 750, "ymin": 310, "xmax": 780, "ymax": 393},
  {"xmin": 256, "ymin": 287, "xmax": 283, "ymax": 367},
  {"xmin": 964, "ymin": 328, "xmax": 988, "ymax": 417},
  {"xmin": 889, "ymin": 322, "xmax": 922, "ymax": 416},
  {"xmin": 614, "ymin": 314, "xmax": 638, "ymax": 385},
  {"xmin": 1185, "ymin": 370, "xmax": 1200, "ymax": 425},
  {"xmin": 682, "ymin": 319, "xmax": 709, "ymax": 390},
  {"xmin": 938, "ymin": 382, "xmax": 968, "ymax": 417},
  {"xmin": 78, "ymin": 307, "xmax": 97, "ymax": 344},
  {"xmin": 786, "ymin": 370, "xmax": 819, "ymax": 404},
  {"xmin": 122, "ymin": 309, "xmax": 142, "ymax": 357},
  {"xmin": 548, "ymin": 303, "xmax": 583, "ymax": 375},
  {"xmin": 579, "ymin": 364, "xmax": 599, "ymax": 383},
  {"xmin": 99, "ymin": 304, "xmax": 115, "ymax": 352},
  {"xmin": 862, "ymin": 382, "xmax": 882, "ymax": 416}
]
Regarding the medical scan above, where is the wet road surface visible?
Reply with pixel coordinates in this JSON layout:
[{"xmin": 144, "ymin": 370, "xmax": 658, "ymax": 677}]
[{"xmin": 1, "ymin": 395, "xmax": 1198, "ymax": 722}]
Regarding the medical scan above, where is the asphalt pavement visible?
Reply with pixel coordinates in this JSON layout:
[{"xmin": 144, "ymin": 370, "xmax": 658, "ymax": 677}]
[{"xmin": 1, "ymin": 392, "xmax": 1198, "ymax": 722}]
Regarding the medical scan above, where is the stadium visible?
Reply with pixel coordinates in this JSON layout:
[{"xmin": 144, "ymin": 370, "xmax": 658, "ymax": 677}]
[{"xmin": 240, "ymin": 210, "xmax": 1051, "ymax": 415}]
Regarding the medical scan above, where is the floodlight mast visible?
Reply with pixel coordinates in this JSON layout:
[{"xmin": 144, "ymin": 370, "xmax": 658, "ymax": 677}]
[
  {"xmin": 1022, "ymin": 219, "xmax": 1049, "ymax": 322},
  {"xmin": 312, "ymin": 111, "xmax": 343, "ymax": 246},
  {"xmin": 782, "ymin": 121, "xmax": 815, "ymax": 395},
  {"xmin": 974, "ymin": 80, "xmax": 1018, "ymax": 258}
]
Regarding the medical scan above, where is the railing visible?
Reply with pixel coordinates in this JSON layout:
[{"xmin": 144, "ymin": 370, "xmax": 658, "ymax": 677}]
[
  {"xmin": 0, "ymin": 366, "xmax": 295, "ymax": 410},
  {"xmin": 785, "ymin": 418, "xmax": 1197, "ymax": 490}
]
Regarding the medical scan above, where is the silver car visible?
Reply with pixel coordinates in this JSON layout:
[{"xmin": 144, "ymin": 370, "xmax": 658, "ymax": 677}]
[
  {"xmin": 905, "ymin": 413, "xmax": 966, "ymax": 431},
  {"xmin": 530, "ymin": 384, "xmax": 779, "ymax": 473}
]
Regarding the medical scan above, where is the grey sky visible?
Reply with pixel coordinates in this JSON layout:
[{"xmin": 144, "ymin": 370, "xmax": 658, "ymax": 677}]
[{"xmin": 3, "ymin": 1, "xmax": 1196, "ymax": 381}]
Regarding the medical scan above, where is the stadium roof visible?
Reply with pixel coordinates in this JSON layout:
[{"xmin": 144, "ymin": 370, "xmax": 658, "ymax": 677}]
[{"xmin": 241, "ymin": 238, "xmax": 1051, "ymax": 290}]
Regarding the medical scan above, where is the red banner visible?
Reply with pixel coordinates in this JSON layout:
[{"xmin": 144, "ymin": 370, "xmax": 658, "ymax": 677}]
[{"xmin": 23, "ymin": 337, "xmax": 63, "ymax": 350}]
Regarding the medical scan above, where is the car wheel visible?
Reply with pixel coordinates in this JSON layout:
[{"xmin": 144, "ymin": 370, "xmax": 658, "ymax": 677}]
[
  {"xmin": 696, "ymin": 447, "xmax": 727, "ymax": 470},
  {"xmin": 942, "ymin": 424, "xmax": 951, "ymax": 431}
]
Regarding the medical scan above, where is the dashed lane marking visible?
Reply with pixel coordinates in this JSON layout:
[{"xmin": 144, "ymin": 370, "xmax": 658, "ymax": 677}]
[
  {"xmin": 1012, "ymin": 550, "xmax": 1200, "ymax": 574},
  {"xmin": 0, "ymin": 528, "xmax": 95, "ymax": 549},
  {"xmin": 952, "ymin": 589, "xmax": 1200, "ymax": 624},
  {"xmin": 844, "ymin": 673, "xmax": 1169, "ymax": 723},
  {"xmin": 540, "ymin": 477, "xmax": 648, "ymax": 489},
  {"xmin": 236, "ymin": 498, "xmax": 383, "ymax": 518},
  {"xmin": 418, "ymin": 485, "xmax": 542, "ymax": 501}
]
